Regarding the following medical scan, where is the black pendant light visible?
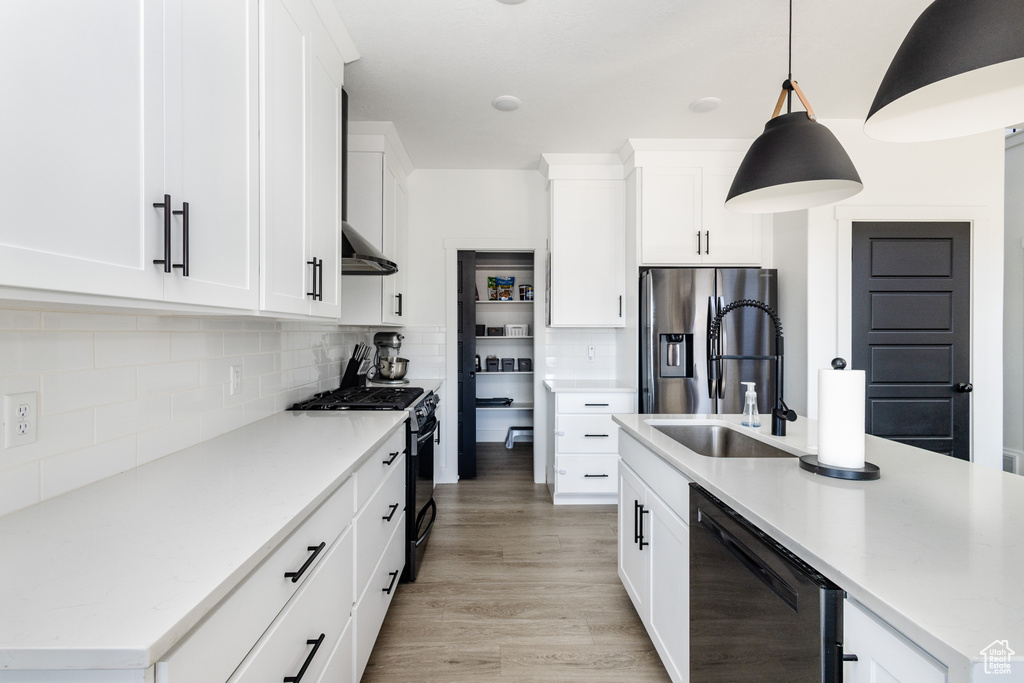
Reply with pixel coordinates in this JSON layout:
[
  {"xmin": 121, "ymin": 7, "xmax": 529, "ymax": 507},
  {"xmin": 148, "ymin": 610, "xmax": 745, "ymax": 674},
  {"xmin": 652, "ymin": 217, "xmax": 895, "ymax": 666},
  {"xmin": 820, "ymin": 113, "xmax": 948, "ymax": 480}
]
[
  {"xmin": 864, "ymin": 0, "xmax": 1024, "ymax": 142},
  {"xmin": 725, "ymin": 0, "xmax": 863, "ymax": 214}
]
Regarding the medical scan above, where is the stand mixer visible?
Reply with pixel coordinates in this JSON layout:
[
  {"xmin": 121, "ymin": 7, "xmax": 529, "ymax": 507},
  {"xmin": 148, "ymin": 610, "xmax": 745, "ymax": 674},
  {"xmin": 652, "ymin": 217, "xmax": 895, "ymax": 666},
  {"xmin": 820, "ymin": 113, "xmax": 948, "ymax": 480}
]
[{"xmin": 372, "ymin": 332, "xmax": 409, "ymax": 384}]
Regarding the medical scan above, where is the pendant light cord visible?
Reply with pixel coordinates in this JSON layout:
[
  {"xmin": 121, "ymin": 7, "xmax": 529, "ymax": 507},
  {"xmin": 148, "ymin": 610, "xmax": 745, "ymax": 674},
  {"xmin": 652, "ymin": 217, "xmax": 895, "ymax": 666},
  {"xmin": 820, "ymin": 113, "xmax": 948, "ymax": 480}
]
[{"xmin": 787, "ymin": 0, "xmax": 793, "ymax": 113}]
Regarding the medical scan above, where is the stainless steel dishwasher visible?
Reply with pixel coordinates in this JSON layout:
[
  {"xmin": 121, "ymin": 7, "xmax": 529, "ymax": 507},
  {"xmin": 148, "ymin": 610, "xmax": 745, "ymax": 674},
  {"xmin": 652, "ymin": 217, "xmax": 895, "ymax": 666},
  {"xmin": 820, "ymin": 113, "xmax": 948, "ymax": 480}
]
[{"xmin": 690, "ymin": 483, "xmax": 845, "ymax": 681}]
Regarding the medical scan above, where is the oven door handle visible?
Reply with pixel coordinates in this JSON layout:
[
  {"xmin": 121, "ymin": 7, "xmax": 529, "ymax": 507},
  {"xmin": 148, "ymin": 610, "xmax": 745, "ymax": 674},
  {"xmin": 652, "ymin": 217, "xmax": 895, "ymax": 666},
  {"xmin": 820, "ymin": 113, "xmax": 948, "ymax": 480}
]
[
  {"xmin": 415, "ymin": 497, "xmax": 437, "ymax": 546},
  {"xmin": 416, "ymin": 416, "xmax": 439, "ymax": 446}
]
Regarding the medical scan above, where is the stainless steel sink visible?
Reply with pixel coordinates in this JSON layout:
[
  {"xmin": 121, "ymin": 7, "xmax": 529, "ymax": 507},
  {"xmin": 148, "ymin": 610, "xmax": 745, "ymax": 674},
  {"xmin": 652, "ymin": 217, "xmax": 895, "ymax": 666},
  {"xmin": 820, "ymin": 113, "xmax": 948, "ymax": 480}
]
[{"xmin": 652, "ymin": 424, "xmax": 793, "ymax": 458}]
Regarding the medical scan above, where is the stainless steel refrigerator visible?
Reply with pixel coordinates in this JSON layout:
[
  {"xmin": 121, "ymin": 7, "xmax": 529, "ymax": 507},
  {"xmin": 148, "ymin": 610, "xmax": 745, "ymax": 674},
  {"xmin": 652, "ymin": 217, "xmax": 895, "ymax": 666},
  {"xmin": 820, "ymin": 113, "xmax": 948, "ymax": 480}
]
[{"xmin": 640, "ymin": 268, "xmax": 778, "ymax": 415}]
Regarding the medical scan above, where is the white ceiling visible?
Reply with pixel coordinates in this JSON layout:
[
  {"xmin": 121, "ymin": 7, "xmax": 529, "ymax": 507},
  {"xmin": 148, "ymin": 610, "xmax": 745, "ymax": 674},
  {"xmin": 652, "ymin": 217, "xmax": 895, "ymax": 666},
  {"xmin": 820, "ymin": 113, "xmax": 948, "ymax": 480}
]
[{"xmin": 332, "ymin": 0, "xmax": 934, "ymax": 170}]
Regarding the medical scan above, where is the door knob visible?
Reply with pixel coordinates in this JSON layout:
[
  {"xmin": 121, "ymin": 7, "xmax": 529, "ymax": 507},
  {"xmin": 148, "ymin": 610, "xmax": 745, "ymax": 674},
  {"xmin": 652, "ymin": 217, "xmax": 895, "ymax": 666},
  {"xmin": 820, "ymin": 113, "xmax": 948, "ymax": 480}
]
[{"xmin": 955, "ymin": 383, "xmax": 973, "ymax": 393}]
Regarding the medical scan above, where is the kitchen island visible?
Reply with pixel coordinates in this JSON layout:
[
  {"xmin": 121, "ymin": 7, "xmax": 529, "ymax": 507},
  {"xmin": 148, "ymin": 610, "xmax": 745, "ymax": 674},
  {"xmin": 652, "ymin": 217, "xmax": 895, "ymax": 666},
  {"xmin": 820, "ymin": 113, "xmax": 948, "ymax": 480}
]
[
  {"xmin": 0, "ymin": 410, "xmax": 407, "ymax": 681},
  {"xmin": 614, "ymin": 413, "xmax": 1024, "ymax": 682}
]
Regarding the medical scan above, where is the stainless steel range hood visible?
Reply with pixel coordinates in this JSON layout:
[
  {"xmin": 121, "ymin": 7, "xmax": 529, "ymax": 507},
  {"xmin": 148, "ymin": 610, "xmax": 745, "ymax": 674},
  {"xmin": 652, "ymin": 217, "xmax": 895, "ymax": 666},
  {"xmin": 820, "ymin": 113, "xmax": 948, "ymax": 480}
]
[{"xmin": 341, "ymin": 221, "xmax": 398, "ymax": 275}]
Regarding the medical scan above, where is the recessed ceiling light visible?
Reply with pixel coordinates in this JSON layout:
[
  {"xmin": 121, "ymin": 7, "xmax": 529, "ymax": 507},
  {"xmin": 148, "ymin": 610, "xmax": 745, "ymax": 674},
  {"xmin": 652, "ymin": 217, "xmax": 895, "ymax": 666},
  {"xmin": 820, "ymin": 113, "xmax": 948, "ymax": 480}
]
[
  {"xmin": 492, "ymin": 95, "xmax": 522, "ymax": 112},
  {"xmin": 689, "ymin": 97, "xmax": 721, "ymax": 114}
]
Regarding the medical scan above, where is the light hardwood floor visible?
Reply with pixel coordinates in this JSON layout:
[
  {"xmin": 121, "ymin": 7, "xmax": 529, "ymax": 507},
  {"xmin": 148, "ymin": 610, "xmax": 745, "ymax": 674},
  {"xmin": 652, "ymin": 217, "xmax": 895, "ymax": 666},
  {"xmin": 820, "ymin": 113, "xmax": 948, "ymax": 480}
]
[{"xmin": 362, "ymin": 442, "xmax": 671, "ymax": 682}]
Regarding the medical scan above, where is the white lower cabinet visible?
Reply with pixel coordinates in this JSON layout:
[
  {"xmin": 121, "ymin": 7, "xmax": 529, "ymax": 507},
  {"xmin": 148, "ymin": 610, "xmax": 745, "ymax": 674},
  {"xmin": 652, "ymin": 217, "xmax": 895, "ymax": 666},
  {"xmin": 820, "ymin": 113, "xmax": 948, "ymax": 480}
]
[
  {"xmin": 844, "ymin": 599, "xmax": 948, "ymax": 683},
  {"xmin": 617, "ymin": 459, "xmax": 689, "ymax": 683},
  {"xmin": 156, "ymin": 426, "xmax": 408, "ymax": 683},
  {"xmin": 549, "ymin": 392, "xmax": 635, "ymax": 504}
]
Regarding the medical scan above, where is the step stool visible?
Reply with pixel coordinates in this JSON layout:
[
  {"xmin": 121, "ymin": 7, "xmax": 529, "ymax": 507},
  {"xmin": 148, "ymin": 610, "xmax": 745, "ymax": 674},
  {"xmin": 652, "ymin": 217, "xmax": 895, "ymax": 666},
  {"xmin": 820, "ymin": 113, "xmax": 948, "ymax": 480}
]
[{"xmin": 505, "ymin": 425, "xmax": 533, "ymax": 448}]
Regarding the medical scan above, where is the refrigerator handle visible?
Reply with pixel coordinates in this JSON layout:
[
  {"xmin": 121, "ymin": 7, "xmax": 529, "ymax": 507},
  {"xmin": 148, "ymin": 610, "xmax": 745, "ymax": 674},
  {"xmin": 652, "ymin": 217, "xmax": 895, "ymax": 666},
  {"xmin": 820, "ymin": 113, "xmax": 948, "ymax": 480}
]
[
  {"xmin": 717, "ymin": 296, "xmax": 727, "ymax": 400},
  {"xmin": 642, "ymin": 272, "xmax": 656, "ymax": 413},
  {"xmin": 706, "ymin": 296, "xmax": 717, "ymax": 402}
]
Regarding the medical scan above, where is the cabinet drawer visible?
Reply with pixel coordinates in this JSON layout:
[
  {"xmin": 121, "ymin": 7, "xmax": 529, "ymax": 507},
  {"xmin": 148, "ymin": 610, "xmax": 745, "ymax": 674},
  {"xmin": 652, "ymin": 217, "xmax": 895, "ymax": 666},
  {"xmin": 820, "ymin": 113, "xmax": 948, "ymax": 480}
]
[
  {"xmin": 355, "ymin": 450, "xmax": 406, "ymax": 602},
  {"xmin": 355, "ymin": 427, "xmax": 406, "ymax": 511},
  {"xmin": 555, "ymin": 454, "xmax": 619, "ymax": 494},
  {"xmin": 556, "ymin": 415, "xmax": 620, "ymax": 453},
  {"xmin": 157, "ymin": 477, "xmax": 354, "ymax": 683},
  {"xmin": 844, "ymin": 599, "xmax": 947, "ymax": 683},
  {"xmin": 228, "ymin": 526, "xmax": 354, "ymax": 683},
  {"xmin": 354, "ymin": 513, "xmax": 406, "ymax": 680},
  {"xmin": 556, "ymin": 393, "xmax": 635, "ymax": 414}
]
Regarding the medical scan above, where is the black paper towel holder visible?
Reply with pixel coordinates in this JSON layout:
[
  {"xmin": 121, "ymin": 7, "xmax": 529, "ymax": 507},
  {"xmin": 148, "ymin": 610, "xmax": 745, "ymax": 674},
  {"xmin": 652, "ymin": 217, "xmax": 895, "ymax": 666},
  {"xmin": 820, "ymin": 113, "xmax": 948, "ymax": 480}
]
[{"xmin": 800, "ymin": 357, "xmax": 880, "ymax": 480}]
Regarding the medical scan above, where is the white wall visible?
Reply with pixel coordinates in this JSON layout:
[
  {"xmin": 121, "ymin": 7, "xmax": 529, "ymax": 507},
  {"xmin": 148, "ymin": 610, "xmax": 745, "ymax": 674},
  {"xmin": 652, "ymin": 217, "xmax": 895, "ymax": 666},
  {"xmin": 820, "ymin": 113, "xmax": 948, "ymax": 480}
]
[
  {"xmin": 795, "ymin": 120, "xmax": 1005, "ymax": 470},
  {"xmin": 771, "ymin": 210, "xmax": 809, "ymax": 415},
  {"xmin": 1004, "ymin": 132, "xmax": 1024, "ymax": 467},
  {"xmin": 0, "ymin": 306, "xmax": 371, "ymax": 516}
]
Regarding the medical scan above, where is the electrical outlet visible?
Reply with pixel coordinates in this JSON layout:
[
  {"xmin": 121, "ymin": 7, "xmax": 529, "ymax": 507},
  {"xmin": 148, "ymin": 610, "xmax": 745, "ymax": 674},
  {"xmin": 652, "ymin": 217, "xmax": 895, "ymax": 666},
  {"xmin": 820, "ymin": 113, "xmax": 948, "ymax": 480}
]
[
  {"xmin": 229, "ymin": 365, "xmax": 242, "ymax": 396},
  {"xmin": 4, "ymin": 392, "xmax": 38, "ymax": 448},
  {"xmin": 587, "ymin": 345, "xmax": 596, "ymax": 363}
]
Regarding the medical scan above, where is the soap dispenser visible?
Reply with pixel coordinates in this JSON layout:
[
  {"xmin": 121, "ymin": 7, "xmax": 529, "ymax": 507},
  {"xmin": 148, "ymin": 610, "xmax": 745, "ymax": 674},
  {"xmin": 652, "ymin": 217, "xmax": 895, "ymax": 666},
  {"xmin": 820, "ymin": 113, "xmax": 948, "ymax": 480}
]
[{"xmin": 741, "ymin": 382, "xmax": 760, "ymax": 428}]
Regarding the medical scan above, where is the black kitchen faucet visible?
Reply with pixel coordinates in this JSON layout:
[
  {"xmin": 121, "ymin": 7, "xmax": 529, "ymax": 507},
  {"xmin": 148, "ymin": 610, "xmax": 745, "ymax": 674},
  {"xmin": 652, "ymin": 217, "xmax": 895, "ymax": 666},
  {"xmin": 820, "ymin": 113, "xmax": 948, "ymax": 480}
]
[{"xmin": 708, "ymin": 300, "xmax": 797, "ymax": 436}]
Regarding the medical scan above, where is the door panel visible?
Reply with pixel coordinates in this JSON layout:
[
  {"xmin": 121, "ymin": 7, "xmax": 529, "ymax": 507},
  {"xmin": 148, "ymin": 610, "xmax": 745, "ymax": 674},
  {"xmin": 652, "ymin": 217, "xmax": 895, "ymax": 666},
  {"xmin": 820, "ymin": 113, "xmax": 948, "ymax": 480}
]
[
  {"xmin": 852, "ymin": 222, "xmax": 970, "ymax": 460},
  {"xmin": 457, "ymin": 251, "xmax": 477, "ymax": 479}
]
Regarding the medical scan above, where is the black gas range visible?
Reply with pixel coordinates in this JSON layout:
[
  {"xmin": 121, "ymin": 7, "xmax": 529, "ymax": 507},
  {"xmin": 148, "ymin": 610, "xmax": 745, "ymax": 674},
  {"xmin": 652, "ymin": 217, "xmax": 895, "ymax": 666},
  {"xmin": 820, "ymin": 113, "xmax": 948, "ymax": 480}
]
[{"xmin": 289, "ymin": 384, "xmax": 438, "ymax": 582}]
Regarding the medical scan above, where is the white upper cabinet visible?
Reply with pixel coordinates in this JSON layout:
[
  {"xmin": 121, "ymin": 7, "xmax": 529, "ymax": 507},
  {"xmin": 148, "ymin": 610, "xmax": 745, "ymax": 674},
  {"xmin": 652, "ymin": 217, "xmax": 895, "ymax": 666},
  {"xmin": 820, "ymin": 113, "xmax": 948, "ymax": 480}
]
[
  {"xmin": 0, "ymin": 0, "xmax": 259, "ymax": 308},
  {"xmin": 342, "ymin": 124, "xmax": 412, "ymax": 326},
  {"xmin": 0, "ymin": 0, "xmax": 165, "ymax": 301},
  {"xmin": 261, "ymin": 0, "xmax": 344, "ymax": 319},
  {"xmin": 637, "ymin": 159, "xmax": 764, "ymax": 267},
  {"xmin": 162, "ymin": 0, "xmax": 260, "ymax": 309}
]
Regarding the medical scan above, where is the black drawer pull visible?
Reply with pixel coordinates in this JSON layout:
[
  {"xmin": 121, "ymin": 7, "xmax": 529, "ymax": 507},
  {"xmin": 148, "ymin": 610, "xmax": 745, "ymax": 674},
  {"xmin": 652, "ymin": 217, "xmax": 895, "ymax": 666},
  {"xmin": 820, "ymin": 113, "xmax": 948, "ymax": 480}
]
[
  {"xmin": 383, "ymin": 569, "xmax": 399, "ymax": 595},
  {"xmin": 639, "ymin": 504, "xmax": 649, "ymax": 549},
  {"xmin": 584, "ymin": 403, "xmax": 609, "ymax": 407},
  {"xmin": 383, "ymin": 450, "xmax": 400, "ymax": 465},
  {"xmin": 283, "ymin": 633, "xmax": 325, "ymax": 682},
  {"xmin": 584, "ymin": 434, "xmax": 610, "ymax": 438},
  {"xmin": 843, "ymin": 654, "xmax": 859, "ymax": 662},
  {"xmin": 584, "ymin": 473, "xmax": 610, "ymax": 478},
  {"xmin": 284, "ymin": 542, "xmax": 326, "ymax": 583},
  {"xmin": 383, "ymin": 503, "xmax": 400, "ymax": 521}
]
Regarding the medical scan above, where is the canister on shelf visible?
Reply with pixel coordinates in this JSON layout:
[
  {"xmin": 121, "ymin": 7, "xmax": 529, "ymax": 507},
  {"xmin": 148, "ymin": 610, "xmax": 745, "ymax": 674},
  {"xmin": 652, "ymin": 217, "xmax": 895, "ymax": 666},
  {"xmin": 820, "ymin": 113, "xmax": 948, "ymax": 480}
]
[
  {"xmin": 501, "ymin": 358, "xmax": 515, "ymax": 372},
  {"xmin": 518, "ymin": 358, "xmax": 532, "ymax": 372}
]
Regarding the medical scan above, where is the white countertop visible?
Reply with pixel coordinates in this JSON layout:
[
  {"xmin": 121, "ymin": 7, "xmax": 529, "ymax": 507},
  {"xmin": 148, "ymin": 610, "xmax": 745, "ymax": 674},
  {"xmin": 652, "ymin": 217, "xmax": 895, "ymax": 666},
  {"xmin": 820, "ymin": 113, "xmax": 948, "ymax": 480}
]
[
  {"xmin": 614, "ymin": 413, "xmax": 1024, "ymax": 681},
  {"xmin": 543, "ymin": 379, "xmax": 635, "ymax": 393},
  {"xmin": 0, "ymin": 411, "xmax": 406, "ymax": 671}
]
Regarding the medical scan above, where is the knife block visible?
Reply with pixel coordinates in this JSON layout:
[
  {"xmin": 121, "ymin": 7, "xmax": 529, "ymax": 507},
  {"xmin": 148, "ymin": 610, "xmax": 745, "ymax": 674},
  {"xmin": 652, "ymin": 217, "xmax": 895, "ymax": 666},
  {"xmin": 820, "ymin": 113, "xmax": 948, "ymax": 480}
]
[{"xmin": 339, "ymin": 358, "xmax": 365, "ymax": 389}]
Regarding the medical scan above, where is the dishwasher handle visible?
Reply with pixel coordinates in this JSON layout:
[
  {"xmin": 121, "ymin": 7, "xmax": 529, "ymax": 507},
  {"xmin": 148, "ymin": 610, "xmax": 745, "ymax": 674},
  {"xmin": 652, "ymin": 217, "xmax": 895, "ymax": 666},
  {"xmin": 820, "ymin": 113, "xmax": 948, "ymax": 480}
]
[{"xmin": 697, "ymin": 506, "xmax": 798, "ymax": 613}]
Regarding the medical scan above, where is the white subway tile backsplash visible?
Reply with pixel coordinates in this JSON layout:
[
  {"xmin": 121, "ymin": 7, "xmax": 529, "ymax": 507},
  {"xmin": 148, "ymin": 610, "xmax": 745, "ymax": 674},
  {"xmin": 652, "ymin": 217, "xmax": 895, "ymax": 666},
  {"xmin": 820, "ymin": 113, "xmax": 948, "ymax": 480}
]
[
  {"xmin": 96, "ymin": 396, "xmax": 171, "ymax": 443},
  {"xmin": 42, "ymin": 367, "xmax": 137, "ymax": 415},
  {"xmin": 42, "ymin": 312, "xmax": 135, "ymax": 331},
  {"xmin": 0, "ymin": 331, "xmax": 94, "ymax": 375},
  {"xmin": 0, "ymin": 307, "xmax": 367, "ymax": 516},
  {"xmin": 0, "ymin": 461, "xmax": 40, "ymax": 517},
  {"xmin": 171, "ymin": 332, "xmax": 224, "ymax": 361},
  {"xmin": 137, "ymin": 419, "xmax": 201, "ymax": 466},
  {"xmin": 40, "ymin": 436, "xmax": 137, "ymax": 500},
  {"xmin": 95, "ymin": 332, "xmax": 171, "ymax": 368},
  {"xmin": 138, "ymin": 361, "xmax": 199, "ymax": 398},
  {"xmin": 171, "ymin": 385, "xmax": 224, "ymax": 421}
]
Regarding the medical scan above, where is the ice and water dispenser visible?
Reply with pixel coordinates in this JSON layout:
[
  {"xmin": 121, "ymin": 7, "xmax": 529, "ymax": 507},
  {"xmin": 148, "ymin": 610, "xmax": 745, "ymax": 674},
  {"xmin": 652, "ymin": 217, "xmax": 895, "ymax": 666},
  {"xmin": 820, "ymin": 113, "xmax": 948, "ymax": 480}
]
[{"xmin": 660, "ymin": 334, "xmax": 694, "ymax": 378}]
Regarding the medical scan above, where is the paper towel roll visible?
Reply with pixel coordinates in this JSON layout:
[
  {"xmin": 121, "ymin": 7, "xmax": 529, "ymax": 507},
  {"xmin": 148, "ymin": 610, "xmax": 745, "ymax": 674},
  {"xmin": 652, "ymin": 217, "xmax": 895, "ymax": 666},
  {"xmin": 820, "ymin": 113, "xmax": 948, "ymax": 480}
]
[{"xmin": 817, "ymin": 368, "xmax": 866, "ymax": 469}]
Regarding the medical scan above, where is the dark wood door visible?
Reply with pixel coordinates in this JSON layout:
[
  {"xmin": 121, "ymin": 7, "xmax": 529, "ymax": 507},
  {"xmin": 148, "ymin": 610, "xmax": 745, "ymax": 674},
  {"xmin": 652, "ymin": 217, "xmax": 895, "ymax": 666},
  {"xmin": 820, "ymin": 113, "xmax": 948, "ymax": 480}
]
[
  {"xmin": 457, "ymin": 251, "xmax": 477, "ymax": 478},
  {"xmin": 852, "ymin": 222, "xmax": 971, "ymax": 460}
]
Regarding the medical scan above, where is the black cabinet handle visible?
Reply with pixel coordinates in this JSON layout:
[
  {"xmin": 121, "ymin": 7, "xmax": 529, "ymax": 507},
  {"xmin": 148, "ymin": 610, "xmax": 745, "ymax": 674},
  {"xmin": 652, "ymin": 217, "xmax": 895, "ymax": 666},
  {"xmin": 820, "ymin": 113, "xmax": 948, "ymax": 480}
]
[
  {"xmin": 619, "ymin": 295, "xmax": 623, "ymax": 317},
  {"xmin": 172, "ymin": 201, "xmax": 189, "ymax": 277},
  {"xmin": 956, "ymin": 382, "xmax": 973, "ymax": 393},
  {"xmin": 283, "ymin": 633, "xmax": 325, "ymax": 683},
  {"xmin": 843, "ymin": 654, "xmax": 859, "ymax": 662},
  {"xmin": 584, "ymin": 403, "xmax": 609, "ymax": 407},
  {"xmin": 396, "ymin": 293, "xmax": 403, "ymax": 316},
  {"xmin": 284, "ymin": 542, "xmax": 326, "ymax": 583},
  {"xmin": 435, "ymin": 422, "xmax": 441, "ymax": 445},
  {"xmin": 382, "ymin": 569, "xmax": 399, "ymax": 595},
  {"xmin": 584, "ymin": 434, "xmax": 610, "ymax": 438},
  {"xmin": 633, "ymin": 500, "xmax": 641, "ymax": 544},
  {"xmin": 153, "ymin": 194, "xmax": 172, "ymax": 273},
  {"xmin": 705, "ymin": 230, "xmax": 709, "ymax": 254},
  {"xmin": 383, "ymin": 450, "xmax": 400, "ymax": 465},
  {"xmin": 584, "ymin": 473, "xmax": 609, "ymax": 478},
  {"xmin": 307, "ymin": 259, "xmax": 318, "ymax": 300},
  {"xmin": 696, "ymin": 230, "xmax": 701, "ymax": 255},
  {"xmin": 383, "ymin": 503, "xmax": 400, "ymax": 522},
  {"xmin": 317, "ymin": 257, "xmax": 323, "ymax": 301},
  {"xmin": 639, "ymin": 505, "xmax": 649, "ymax": 549}
]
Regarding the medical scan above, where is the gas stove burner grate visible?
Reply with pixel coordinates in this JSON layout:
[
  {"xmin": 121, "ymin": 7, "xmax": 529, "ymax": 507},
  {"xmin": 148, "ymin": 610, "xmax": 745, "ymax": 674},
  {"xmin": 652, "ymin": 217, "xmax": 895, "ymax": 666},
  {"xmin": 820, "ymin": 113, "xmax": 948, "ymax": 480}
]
[{"xmin": 290, "ymin": 385, "xmax": 424, "ymax": 411}]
